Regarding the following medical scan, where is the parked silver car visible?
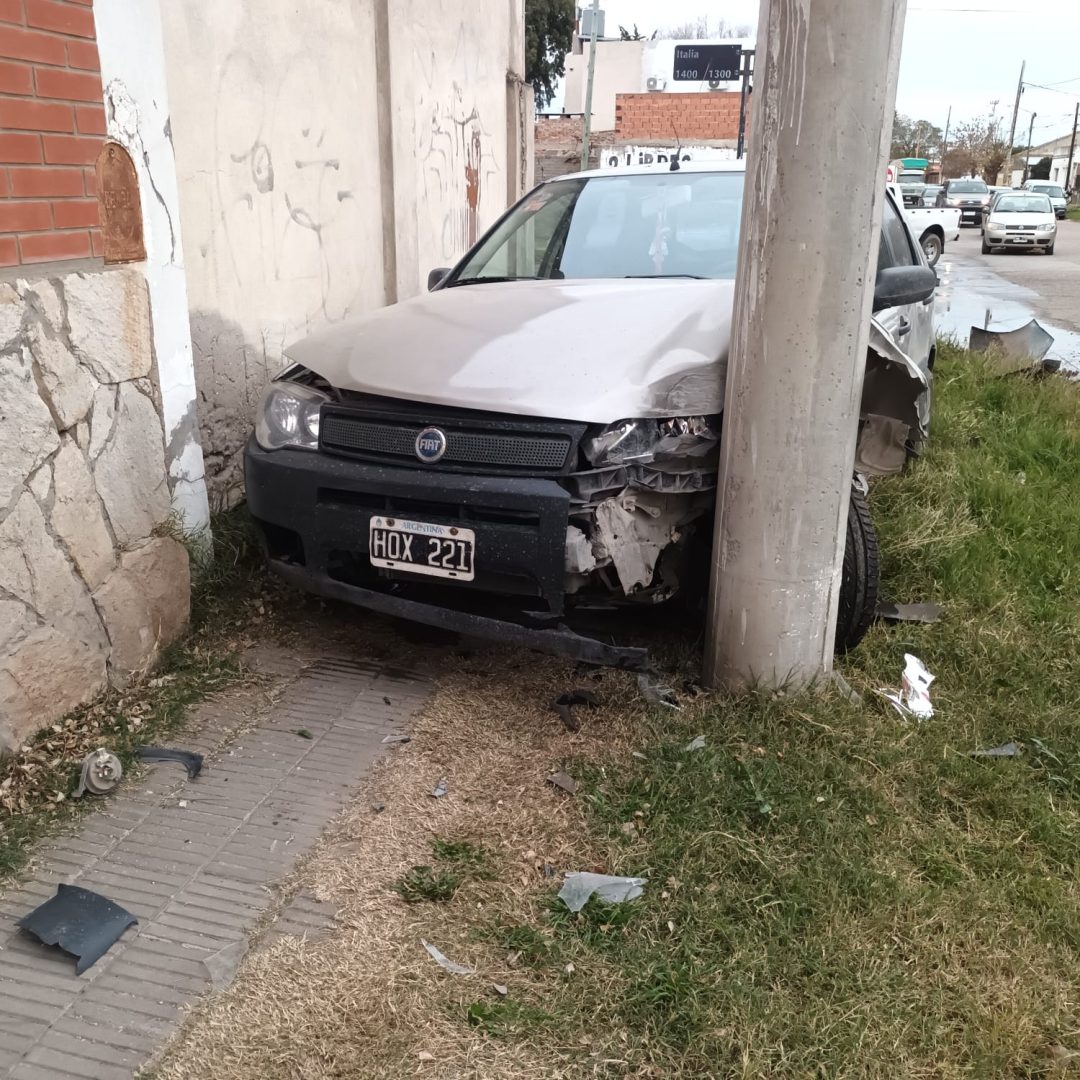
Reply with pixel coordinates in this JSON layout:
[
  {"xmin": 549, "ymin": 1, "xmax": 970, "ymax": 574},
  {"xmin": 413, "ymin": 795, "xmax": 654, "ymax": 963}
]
[
  {"xmin": 1022, "ymin": 181, "xmax": 1068, "ymax": 219},
  {"xmin": 247, "ymin": 166, "xmax": 937, "ymax": 664},
  {"xmin": 981, "ymin": 192, "xmax": 1057, "ymax": 254}
]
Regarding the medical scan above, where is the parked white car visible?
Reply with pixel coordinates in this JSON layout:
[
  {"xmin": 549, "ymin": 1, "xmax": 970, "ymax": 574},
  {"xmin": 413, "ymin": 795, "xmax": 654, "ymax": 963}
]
[
  {"xmin": 1022, "ymin": 180, "xmax": 1068, "ymax": 220},
  {"xmin": 981, "ymin": 192, "xmax": 1057, "ymax": 255},
  {"xmin": 889, "ymin": 184, "xmax": 960, "ymax": 266},
  {"xmin": 247, "ymin": 165, "xmax": 937, "ymax": 665}
]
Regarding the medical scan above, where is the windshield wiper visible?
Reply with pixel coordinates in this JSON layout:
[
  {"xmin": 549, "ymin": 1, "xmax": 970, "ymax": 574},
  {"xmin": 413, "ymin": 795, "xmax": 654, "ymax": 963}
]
[
  {"xmin": 624, "ymin": 273, "xmax": 707, "ymax": 280},
  {"xmin": 445, "ymin": 275, "xmax": 541, "ymax": 287}
]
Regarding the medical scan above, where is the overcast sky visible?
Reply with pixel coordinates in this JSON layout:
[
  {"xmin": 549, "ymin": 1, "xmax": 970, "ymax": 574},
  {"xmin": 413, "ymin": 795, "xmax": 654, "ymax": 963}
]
[{"xmin": 597, "ymin": 0, "xmax": 1080, "ymax": 145}]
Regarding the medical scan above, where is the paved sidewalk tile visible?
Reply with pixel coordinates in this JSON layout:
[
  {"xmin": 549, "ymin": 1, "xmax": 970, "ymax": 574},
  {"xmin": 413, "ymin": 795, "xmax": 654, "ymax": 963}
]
[{"xmin": 0, "ymin": 654, "xmax": 430, "ymax": 1078}]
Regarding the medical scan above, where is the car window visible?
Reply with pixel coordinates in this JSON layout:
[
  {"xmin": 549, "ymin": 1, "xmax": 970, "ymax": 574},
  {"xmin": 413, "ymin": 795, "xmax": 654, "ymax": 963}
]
[
  {"xmin": 879, "ymin": 197, "xmax": 916, "ymax": 271},
  {"xmin": 1030, "ymin": 184, "xmax": 1064, "ymax": 198},
  {"xmin": 994, "ymin": 195, "xmax": 1053, "ymax": 213},
  {"xmin": 451, "ymin": 171, "xmax": 746, "ymax": 283},
  {"xmin": 947, "ymin": 181, "xmax": 988, "ymax": 193}
]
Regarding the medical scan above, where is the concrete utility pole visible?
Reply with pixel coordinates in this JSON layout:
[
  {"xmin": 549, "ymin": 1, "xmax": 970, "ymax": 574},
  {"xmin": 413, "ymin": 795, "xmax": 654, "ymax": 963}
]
[
  {"xmin": 941, "ymin": 105, "xmax": 951, "ymax": 179},
  {"xmin": 1022, "ymin": 111, "xmax": 1036, "ymax": 183},
  {"xmin": 580, "ymin": 0, "xmax": 600, "ymax": 170},
  {"xmin": 1065, "ymin": 102, "xmax": 1078, "ymax": 195},
  {"xmin": 703, "ymin": 0, "xmax": 907, "ymax": 691},
  {"xmin": 1003, "ymin": 60, "xmax": 1025, "ymax": 185}
]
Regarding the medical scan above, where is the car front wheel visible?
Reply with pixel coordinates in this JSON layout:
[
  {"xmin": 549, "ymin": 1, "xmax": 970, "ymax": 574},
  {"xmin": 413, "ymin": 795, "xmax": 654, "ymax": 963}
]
[{"xmin": 835, "ymin": 486, "xmax": 880, "ymax": 653}]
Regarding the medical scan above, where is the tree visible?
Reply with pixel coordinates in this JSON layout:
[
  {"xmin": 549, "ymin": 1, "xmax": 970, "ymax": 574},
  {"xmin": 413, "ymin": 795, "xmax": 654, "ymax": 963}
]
[
  {"xmin": 1030, "ymin": 156, "xmax": 1052, "ymax": 180},
  {"xmin": 661, "ymin": 16, "xmax": 751, "ymax": 39},
  {"xmin": 525, "ymin": 0, "xmax": 575, "ymax": 111},
  {"xmin": 890, "ymin": 112, "xmax": 943, "ymax": 160},
  {"xmin": 947, "ymin": 115, "xmax": 1010, "ymax": 182},
  {"xmin": 619, "ymin": 23, "xmax": 646, "ymax": 40}
]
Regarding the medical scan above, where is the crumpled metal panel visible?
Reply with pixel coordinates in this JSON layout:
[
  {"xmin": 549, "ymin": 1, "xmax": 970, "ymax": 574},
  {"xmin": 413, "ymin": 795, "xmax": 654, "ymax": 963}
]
[
  {"xmin": 18, "ymin": 884, "xmax": 137, "ymax": 974},
  {"xmin": 969, "ymin": 319, "xmax": 1054, "ymax": 363}
]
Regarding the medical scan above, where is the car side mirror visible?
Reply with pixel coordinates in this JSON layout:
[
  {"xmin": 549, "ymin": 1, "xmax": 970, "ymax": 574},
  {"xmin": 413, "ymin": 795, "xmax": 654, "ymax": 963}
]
[
  {"xmin": 872, "ymin": 265, "xmax": 937, "ymax": 312},
  {"xmin": 427, "ymin": 267, "xmax": 450, "ymax": 291}
]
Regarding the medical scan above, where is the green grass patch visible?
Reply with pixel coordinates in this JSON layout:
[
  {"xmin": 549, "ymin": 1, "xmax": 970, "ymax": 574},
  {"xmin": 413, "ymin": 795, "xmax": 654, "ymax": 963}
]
[
  {"xmin": 1066, "ymin": 205, "xmax": 1080, "ymax": 223},
  {"xmin": 466, "ymin": 347, "xmax": 1080, "ymax": 1076},
  {"xmin": 395, "ymin": 838, "xmax": 496, "ymax": 903}
]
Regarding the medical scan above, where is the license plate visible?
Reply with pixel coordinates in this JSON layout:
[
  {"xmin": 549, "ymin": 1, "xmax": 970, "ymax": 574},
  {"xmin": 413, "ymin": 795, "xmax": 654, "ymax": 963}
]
[
  {"xmin": 1009, "ymin": 237, "xmax": 1031, "ymax": 244},
  {"xmin": 369, "ymin": 517, "xmax": 475, "ymax": 581}
]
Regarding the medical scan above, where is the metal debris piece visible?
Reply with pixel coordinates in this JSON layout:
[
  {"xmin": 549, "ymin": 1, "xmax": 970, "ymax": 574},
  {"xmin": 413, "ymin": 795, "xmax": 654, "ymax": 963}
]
[
  {"xmin": 73, "ymin": 748, "xmax": 123, "ymax": 797},
  {"xmin": 969, "ymin": 319, "xmax": 1053, "ymax": 364},
  {"xmin": 558, "ymin": 872, "xmax": 647, "ymax": 913},
  {"xmin": 876, "ymin": 602, "xmax": 943, "ymax": 624},
  {"xmin": 135, "ymin": 746, "xmax": 203, "ymax": 779},
  {"xmin": 552, "ymin": 689, "xmax": 600, "ymax": 732},
  {"xmin": 421, "ymin": 938, "xmax": 474, "ymax": 975},
  {"xmin": 878, "ymin": 653, "xmax": 935, "ymax": 720},
  {"xmin": 684, "ymin": 735, "xmax": 706, "ymax": 752},
  {"xmin": 636, "ymin": 672, "xmax": 681, "ymax": 710},
  {"xmin": 431, "ymin": 778, "xmax": 449, "ymax": 798},
  {"xmin": 18, "ymin": 884, "xmax": 137, "ymax": 974},
  {"xmin": 382, "ymin": 733, "xmax": 411, "ymax": 744},
  {"xmin": 968, "ymin": 741, "xmax": 1022, "ymax": 758},
  {"xmin": 546, "ymin": 770, "xmax": 578, "ymax": 795}
]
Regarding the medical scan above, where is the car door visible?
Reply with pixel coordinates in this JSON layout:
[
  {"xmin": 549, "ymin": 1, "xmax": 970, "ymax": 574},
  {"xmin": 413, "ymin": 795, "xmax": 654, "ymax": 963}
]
[{"xmin": 876, "ymin": 192, "xmax": 934, "ymax": 377}]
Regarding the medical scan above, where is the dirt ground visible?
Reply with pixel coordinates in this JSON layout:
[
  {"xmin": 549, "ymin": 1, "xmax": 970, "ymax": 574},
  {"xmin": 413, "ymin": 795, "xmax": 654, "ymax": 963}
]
[{"xmin": 147, "ymin": 611, "xmax": 675, "ymax": 1080}]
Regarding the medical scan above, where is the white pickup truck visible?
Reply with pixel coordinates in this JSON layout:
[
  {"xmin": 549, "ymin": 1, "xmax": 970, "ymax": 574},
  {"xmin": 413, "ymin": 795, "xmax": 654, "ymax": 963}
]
[{"xmin": 888, "ymin": 183, "xmax": 960, "ymax": 267}]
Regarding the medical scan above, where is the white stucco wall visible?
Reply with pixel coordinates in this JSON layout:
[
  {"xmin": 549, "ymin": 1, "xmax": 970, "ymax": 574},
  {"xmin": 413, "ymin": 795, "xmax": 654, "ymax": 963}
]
[
  {"xmin": 564, "ymin": 40, "xmax": 645, "ymax": 130},
  {"xmin": 159, "ymin": 0, "xmax": 388, "ymax": 500},
  {"xmin": 159, "ymin": 0, "xmax": 526, "ymax": 499},
  {"xmin": 93, "ymin": 0, "xmax": 210, "ymax": 533}
]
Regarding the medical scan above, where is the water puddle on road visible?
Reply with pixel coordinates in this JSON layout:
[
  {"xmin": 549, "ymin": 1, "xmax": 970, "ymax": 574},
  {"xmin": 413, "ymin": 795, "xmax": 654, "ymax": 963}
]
[{"xmin": 934, "ymin": 254, "xmax": 1080, "ymax": 372}]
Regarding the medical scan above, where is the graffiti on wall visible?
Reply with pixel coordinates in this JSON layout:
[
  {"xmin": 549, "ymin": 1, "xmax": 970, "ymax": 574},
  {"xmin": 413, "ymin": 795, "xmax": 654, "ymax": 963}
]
[{"xmin": 414, "ymin": 20, "xmax": 502, "ymax": 263}]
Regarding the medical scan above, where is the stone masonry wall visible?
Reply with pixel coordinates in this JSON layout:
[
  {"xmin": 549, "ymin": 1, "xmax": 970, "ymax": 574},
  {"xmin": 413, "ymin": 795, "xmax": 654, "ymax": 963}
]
[{"xmin": 0, "ymin": 264, "xmax": 190, "ymax": 752}]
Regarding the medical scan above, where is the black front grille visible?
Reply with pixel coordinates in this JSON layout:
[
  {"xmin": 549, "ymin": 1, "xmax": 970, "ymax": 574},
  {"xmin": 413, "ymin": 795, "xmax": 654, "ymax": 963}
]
[{"xmin": 319, "ymin": 401, "xmax": 582, "ymax": 475}]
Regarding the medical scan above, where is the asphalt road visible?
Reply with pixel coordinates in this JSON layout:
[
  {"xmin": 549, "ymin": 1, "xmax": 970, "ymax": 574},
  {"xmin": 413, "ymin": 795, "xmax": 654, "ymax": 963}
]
[{"xmin": 934, "ymin": 217, "xmax": 1080, "ymax": 368}]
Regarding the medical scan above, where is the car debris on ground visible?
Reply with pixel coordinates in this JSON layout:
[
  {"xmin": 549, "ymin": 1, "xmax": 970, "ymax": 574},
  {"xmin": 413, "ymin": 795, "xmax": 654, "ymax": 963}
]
[
  {"xmin": 876, "ymin": 602, "xmax": 943, "ymax": 624},
  {"xmin": 968, "ymin": 741, "xmax": 1021, "ymax": 757},
  {"xmin": 18, "ymin": 884, "xmax": 137, "ymax": 974},
  {"xmin": 636, "ymin": 672, "xmax": 681, "ymax": 710},
  {"xmin": 431, "ymin": 778, "xmax": 449, "ymax": 798},
  {"xmin": 134, "ymin": 746, "xmax": 204, "ymax": 778},
  {"xmin": 421, "ymin": 938, "xmax": 474, "ymax": 975},
  {"xmin": 72, "ymin": 748, "xmax": 123, "ymax": 797},
  {"xmin": 546, "ymin": 770, "xmax": 579, "ymax": 794},
  {"xmin": 381, "ymin": 733, "xmax": 411, "ymax": 744},
  {"xmin": 551, "ymin": 689, "xmax": 600, "ymax": 732},
  {"xmin": 557, "ymin": 872, "xmax": 648, "ymax": 912},
  {"xmin": 879, "ymin": 653, "xmax": 935, "ymax": 719},
  {"xmin": 684, "ymin": 735, "xmax": 706, "ymax": 751}
]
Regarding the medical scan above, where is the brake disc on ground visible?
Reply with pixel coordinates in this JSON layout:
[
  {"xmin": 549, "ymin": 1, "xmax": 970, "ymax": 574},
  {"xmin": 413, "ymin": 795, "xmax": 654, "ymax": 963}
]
[{"xmin": 73, "ymin": 748, "xmax": 123, "ymax": 797}]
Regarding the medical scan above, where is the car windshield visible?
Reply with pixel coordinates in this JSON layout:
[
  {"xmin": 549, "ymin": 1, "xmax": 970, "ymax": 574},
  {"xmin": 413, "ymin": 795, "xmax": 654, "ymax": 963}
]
[
  {"xmin": 899, "ymin": 172, "xmax": 925, "ymax": 183},
  {"xmin": 949, "ymin": 181, "xmax": 988, "ymax": 193},
  {"xmin": 1029, "ymin": 184, "xmax": 1064, "ymax": 198},
  {"xmin": 448, "ymin": 171, "xmax": 745, "ymax": 283},
  {"xmin": 995, "ymin": 195, "xmax": 1053, "ymax": 213}
]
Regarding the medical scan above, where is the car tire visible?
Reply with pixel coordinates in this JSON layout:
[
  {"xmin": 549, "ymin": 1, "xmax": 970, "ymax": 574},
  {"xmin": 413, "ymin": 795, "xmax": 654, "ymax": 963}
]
[
  {"xmin": 1046, "ymin": 244, "xmax": 1055, "ymax": 256},
  {"xmin": 920, "ymin": 232, "xmax": 943, "ymax": 266},
  {"xmin": 835, "ymin": 486, "xmax": 880, "ymax": 653},
  {"xmin": 981, "ymin": 237, "xmax": 992, "ymax": 254}
]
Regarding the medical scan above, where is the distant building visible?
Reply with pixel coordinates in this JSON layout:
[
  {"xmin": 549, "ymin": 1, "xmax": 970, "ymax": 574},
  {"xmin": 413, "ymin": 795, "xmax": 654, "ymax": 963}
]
[{"xmin": 1009, "ymin": 130, "xmax": 1078, "ymax": 189}]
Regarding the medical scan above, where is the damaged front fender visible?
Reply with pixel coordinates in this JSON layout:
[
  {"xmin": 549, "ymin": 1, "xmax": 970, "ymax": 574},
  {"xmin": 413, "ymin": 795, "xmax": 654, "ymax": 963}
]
[{"xmin": 856, "ymin": 320, "xmax": 930, "ymax": 476}]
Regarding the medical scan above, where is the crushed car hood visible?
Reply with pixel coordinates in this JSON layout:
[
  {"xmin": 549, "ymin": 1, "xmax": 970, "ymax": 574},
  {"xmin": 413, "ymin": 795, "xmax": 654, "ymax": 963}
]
[{"xmin": 287, "ymin": 279, "xmax": 736, "ymax": 423}]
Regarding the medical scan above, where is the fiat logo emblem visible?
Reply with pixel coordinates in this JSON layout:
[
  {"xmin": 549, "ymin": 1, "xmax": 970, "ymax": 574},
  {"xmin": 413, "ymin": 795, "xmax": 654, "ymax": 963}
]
[{"xmin": 415, "ymin": 426, "xmax": 448, "ymax": 463}]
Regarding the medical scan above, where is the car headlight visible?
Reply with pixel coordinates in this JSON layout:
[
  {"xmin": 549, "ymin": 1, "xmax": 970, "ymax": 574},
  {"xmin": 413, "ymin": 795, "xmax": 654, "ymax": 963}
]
[
  {"xmin": 255, "ymin": 380, "xmax": 328, "ymax": 451},
  {"xmin": 1037, "ymin": 222, "xmax": 1056, "ymax": 233},
  {"xmin": 987, "ymin": 222, "xmax": 1004, "ymax": 231},
  {"xmin": 583, "ymin": 416, "xmax": 720, "ymax": 468}
]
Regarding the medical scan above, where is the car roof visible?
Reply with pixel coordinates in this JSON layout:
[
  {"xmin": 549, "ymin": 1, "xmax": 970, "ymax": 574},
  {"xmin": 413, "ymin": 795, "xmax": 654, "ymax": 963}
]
[{"xmin": 549, "ymin": 160, "xmax": 748, "ymax": 182}]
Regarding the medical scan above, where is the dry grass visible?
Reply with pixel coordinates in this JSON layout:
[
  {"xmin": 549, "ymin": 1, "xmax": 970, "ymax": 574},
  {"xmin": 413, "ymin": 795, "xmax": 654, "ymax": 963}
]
[{"xmin": 150, "ymin": 649, "xmax": 659, "ymax": 1079}]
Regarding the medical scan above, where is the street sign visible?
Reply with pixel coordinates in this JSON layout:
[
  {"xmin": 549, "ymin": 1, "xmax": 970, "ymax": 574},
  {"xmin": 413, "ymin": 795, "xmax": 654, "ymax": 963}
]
[{"xmin": 672, "ymin": 44, "xmax": 742, "ymax": 82}]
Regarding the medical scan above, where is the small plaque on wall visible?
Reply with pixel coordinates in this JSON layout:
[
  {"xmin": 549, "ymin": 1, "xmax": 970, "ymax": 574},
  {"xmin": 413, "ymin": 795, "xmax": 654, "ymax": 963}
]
[{"xmin": 96, "ymin": 141, "xmax": 145, "ymax": 264}]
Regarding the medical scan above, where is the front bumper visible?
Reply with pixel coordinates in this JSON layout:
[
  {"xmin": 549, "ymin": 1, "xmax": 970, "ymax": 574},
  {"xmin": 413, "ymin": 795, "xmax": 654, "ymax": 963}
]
[{"xmin": 244, "ymin": 438, "xmax": 651, "ymax": 668}]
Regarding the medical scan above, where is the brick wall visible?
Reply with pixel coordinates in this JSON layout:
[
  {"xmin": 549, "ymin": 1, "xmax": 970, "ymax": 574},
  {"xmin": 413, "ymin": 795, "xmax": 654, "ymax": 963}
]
[
  {"xmin": 0, "ymin": 0, "xmax": 105, "ymax": 267},
  {"xmin": 615, "ymin": 92, "xmax": 749, "ymax": 141}
]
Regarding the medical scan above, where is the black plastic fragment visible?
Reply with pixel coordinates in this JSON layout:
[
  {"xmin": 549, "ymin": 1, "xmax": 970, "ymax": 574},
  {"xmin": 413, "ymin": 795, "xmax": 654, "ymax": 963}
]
[
  {"xmin": 551, "ymin": 690, "xmax": 600, "ymax": 732},
  {"xmin": 18, "ymin": 884, "xmax": 137, "ymax": 974},
  {"xmin": 135, "ymin": 745, "xmax": 204, "ymax": 778}
]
